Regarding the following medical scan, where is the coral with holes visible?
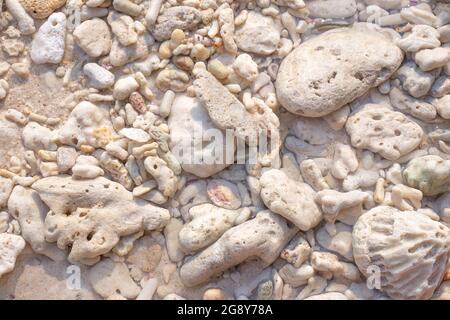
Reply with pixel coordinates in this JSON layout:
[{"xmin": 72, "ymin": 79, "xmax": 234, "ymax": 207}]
[
  {"xmin": 276, "ymin": 25, "xmax": 404, "ymax": 117},
  {"xmin": 352, "ymin": 206, "xmax": 450, "ymax": 300},
  {"xmin": 346, "ymin": 104, "xmax": 424, "ymax": 161},
  {"xmin": 58, "ymin": 101, "xmax": 115, "ymax": 148},
  {"xmin": 31, "ymin": 175, "xmax": 170, "ymax": 265},
  {"xmin": 19, "ymin": 0, "xmax": 66, "ymax": 19}
]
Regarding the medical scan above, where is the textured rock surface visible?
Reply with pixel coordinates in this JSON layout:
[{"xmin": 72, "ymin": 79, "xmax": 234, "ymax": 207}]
[
  {"xmin": 353, "ymin": 206, "xmax": 450, "ymax": 300},
  {"xmin": 178, "ymin": 204, "xmax": 251, "ymax": 253},
  {"xmin": 19, "ymin": 0, "xmax": 66, "ymax": 19},
  {"xmin": 194, "ymin": 69, "xmax": 280, "ymax": 163},
  {"xmin": 168, "ymin": 95, "xmax": 231, "ymax": 178},
  {"xmin": 346, "ymin": 104, "xmax": 423, "ymax": 160},
  {"xmin": 260, "ymin": 169, "xmax": 322, "ymax": 231},
  {"xmin": 235, "ymin": 11, "xmax": 281, "ymax": 56},
  {"xmin": 30, "ymin": 12, "xmax": 66, "ymax": 64},
  {"xmin": 32, "ymin": 176, "xmax": 170, "ymax": 264},
  {"xmin": 276, "ymin": 27, "xmax": 403, "ymax": 117},
  {"xmin": 179, "ymin": 211, "xmax": 297, "ymax": 287},
  {"xmin": 152, "ymin": 6, "xmax": 201, "ymax": 41},
  {"xmin": 8, "ymin": 186, "xmax": 65, "ymax": 261},
  {"xmin": 0, "ymin": 234, "xmax": 25, "ymax": 279}
]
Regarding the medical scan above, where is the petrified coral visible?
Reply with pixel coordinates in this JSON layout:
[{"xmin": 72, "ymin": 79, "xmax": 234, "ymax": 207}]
[
  {"xmin": 32, "ymin": 175, "xmax": 170, "ymax": 264},
  {"xmin": 178, "ymin": 204, "xmax": 251, "ymax": 253},
  {"xmin": 276, "ymin": 27, "xmax": 403, "ymax": 117},
  {"xmin": 346, "ymin": 104, "xmax": 423, "ymax": 161},
  {"xmin": 179, "ymin": 211, "xmax": 297, "ymax": 287},
  {"xmin": 316, "ymin": 189, "xmax": 370, "ymax": 225},
  {"xmin": 8, "ymin": 186, "xmax": 65, "ymax": 261},
  {"xmin": 260, "ymin": 169, "xmax": 322, "ymax": 231},
  {"xmin": 352, "ymin": 206, "xmax": 450, "ymax": 300},
  {"xmin": 193, "ymin": 69, "xmax": 280, "ymax": 165},
  {"xmin": 151, "ymin": 6, "xmax": 201, "ymax": 41},
  {"xmin": 87, "ymin": 258, "xmax": 140, "ymax": 299},
  {"xmin": 19, "ymin": 0, "xmax": 66, "ymax": 19}
]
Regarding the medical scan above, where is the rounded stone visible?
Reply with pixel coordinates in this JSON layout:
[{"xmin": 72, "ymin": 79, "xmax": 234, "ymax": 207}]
[{"xmin": 275, "ymin": 27, "xmax": 404, "ymax": 117}]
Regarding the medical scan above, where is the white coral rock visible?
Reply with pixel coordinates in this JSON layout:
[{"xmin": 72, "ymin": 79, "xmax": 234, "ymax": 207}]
[{"xmin": 0, "ymin": 233, "xmax": 25, "ymax": 279}]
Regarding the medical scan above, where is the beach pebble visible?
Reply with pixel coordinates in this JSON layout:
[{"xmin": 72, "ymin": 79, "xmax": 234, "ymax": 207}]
[
  {"xmin": 88, "ymin": 258, "xmax": 140, "ymax": 299},
  {"xmin": 152, "ymin": 6, "xmax": 201, "ymax": 41},
  {"xmin": 109, "ymin": 33, "xmax": 153, "ymax": 67},
  {"xmin": 58, "ymin": 101, "xmax": 114, "ymax": 148},
  {"xmin": 414, "ymin": 47, "xmax": 450, "ymax": 71},
  {"xmin": 119, "ymin": 127, "xmax": 150, "ymax": 143},
  {"xmin": 306, "ymin": 0, "xmax": 357, "ymax": 19},
  {"xmin": 396, "ymin": 61, "xmax": 436, "ymax": 98},
  {"xmin": 233, "ymin": 54, "xmax": 259, "ymax": 82},
  {"xmin": 0, "ymin": 177, "xmax": 13, "ymax": 208},
  {"xmin": 83, "ymin": 63, "xmax": 115, "ymax": 89},
  {"xmin": 179, "ymin": 211, "xmax": 297, "ymax": 287},
  {"xmin": 113, "ymin": 76, "xmax": 139, "ymax": 100},
  {"xmin": 396, "ymin": 25, "xmax": 440, "ymax": 53},
  {"xmin": 74, "ymin": 18, "xmax": 112, "ymax": 58},
  {"xmin": 0, "ymin": 233, "xmax": 25, "ymax": 279},
  {"xmin": 235, "ymin": 11, "xmax": 281, "ymax": 56},
  {"xmin": 5, "ymin": 0, "xmax": 36, "ymax": 35},
  {"xmin": 72, "ymin": 155, "xmax": 104, "ymax": 179},
  {"xmin": 30, "ymin": 12, "xmax": 67, "ymax": 64},
  {"xmin": 179, "ymin": 204, "xmax": 251, "ymax": 252},
  {"xmin": 56, "ymin": 146, "xmax": 78, "ymax": 172},
  {"xmin": 207, "ymin": 179, "xmax": 242, "ymax": 209},
  {"xmin": 0, "ymin": 80, "xmax": 9, "ymax": 100},
  {"xmin": 435, "ymin": 95, "xmax": 450, "ymax": 119}
]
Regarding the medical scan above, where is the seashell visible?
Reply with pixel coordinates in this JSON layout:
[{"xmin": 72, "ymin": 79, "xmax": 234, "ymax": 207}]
[
  {"xmin": 119, "ymin": 128, "xmax": 150, "ymax": 143},
  {"xmin": 352, "ymin": 206, "xmax": 450, "ymax": 300}
]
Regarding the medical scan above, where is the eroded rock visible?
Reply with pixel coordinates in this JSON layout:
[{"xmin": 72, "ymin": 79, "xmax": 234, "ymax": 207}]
[
  {"xmin": 276, "ymin": 27, "xmax": 403, "ymax": 117},
  {"xmin": 32, "ymin": 176, "xmax": 170, "ymax": 264}
]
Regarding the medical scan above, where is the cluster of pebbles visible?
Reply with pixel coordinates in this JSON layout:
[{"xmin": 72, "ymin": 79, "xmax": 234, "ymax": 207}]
[{"xmin": 0, "ymin": 0, "xmax": 450, "ymax": 300}]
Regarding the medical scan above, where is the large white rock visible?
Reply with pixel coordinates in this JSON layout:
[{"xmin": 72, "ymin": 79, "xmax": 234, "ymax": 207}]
[
  {"xmin": 276, "ymin": 27, "xmax": 403, "ymax": 117},
  {"xmin": 30, "ymin": 12, "xmax": 66, "ymax": 64}
]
